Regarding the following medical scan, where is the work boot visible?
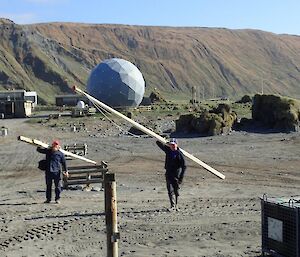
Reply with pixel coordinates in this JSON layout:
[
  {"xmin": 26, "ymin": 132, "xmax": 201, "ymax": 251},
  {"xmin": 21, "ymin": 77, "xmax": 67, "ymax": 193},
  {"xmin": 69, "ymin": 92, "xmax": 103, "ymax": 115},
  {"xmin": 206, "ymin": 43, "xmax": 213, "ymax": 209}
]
[
  {"xmin": 44, "ymin": 200, "xmax": 51, "ymax": 204},
  {"xmin": 167, "ymin": 205, "xmax": 176, "ymax": 212},
  {"xmin": 169, "ymin": 195, "xmax": 176, "ymax": 209},
  {"xmin": 55, "ymin": 199, "xmax": 60, "ymax": 204}
]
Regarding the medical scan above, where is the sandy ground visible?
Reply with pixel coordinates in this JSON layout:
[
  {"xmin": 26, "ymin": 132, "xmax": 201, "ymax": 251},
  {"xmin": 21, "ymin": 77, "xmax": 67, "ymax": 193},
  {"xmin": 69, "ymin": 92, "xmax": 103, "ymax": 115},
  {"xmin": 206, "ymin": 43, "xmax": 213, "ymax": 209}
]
[{"xmin": 0, "ymin": 113, "xmax": 300, "ymax": 257}]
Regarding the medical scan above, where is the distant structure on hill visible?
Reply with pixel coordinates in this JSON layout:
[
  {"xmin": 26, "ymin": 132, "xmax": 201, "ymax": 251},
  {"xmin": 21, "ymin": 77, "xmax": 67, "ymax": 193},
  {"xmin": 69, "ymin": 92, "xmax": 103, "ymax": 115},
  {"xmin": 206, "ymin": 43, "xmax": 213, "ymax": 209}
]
[{"xmin": 87, "ymin": 58, "xmax": 145, "ymax": 108}]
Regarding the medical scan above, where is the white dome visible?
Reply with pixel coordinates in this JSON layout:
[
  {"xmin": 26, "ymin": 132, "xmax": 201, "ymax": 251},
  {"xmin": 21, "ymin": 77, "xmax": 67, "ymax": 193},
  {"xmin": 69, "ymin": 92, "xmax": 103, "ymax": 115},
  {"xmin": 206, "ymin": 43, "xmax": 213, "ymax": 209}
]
[
  {"xmin": 76, "ymin": 100, "xmax": 86, "ymax": 109},
  {"xmin": 87, "ymin": 58, "xmax": 145, "ymax": 107}
]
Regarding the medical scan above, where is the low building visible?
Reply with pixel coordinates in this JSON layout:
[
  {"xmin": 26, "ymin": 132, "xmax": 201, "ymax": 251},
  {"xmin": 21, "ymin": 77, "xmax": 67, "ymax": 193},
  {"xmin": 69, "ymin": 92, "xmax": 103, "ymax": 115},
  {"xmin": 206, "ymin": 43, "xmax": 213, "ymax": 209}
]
[
  {"xmin": 0, "ymin": 100, "xmax": 32, "ymax": 118},
  {"xmin": 55, "ymin": 94, "xmax": 90, "ymax": 106},
  {"xmin": 0, "ymin": 90, "xmax": 35, "ymax": 118}
]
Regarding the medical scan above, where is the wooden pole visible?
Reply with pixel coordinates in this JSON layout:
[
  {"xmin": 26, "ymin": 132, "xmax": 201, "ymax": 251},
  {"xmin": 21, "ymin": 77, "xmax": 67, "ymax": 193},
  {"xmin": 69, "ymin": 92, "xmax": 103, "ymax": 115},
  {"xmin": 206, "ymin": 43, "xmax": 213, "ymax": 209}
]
[
  {"xmin": 104, "ymin": 173, "xmax": 119, "ymax": 257},
  {"xmin": 18, "ymin": 135, "xmax": 97, "ymax": 164},
  {"xmin": 73, "ymin": 86, "xmax": 225, "ymax": 179},
  {"xmin": 192, "ymin": 86, "xmax": 196, "ymax": 106}
]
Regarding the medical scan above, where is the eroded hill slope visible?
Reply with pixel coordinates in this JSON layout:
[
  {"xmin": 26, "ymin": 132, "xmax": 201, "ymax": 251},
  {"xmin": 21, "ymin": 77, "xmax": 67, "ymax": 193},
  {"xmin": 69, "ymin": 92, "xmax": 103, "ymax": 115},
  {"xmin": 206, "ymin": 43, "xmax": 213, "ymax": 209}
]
[{"xmin": 1, "ymin": 18, "xmax": 300, "ymax": 103}]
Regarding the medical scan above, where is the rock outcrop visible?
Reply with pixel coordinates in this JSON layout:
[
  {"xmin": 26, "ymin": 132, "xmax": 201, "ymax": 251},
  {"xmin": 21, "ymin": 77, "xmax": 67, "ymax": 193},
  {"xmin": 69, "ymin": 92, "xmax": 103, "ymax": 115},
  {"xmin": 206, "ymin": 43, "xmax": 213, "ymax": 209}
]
[
  {"xmin": 252, "ymin": 94, "xmax": 300, "ymax": 131},
  {"xmin": 176, "ymin": 103, "xmax": 237, "ymax": 136}
]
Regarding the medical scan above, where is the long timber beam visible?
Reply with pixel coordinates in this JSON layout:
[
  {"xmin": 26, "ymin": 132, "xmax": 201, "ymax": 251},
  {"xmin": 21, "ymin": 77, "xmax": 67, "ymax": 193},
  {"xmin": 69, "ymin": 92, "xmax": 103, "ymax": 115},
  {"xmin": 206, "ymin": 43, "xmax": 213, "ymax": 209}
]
[
  {"xmin": 18, "ymin": 136, "xmax": 97, "ymax": 165},
  {"xmin": 73, "ymin": 86, "xmax": 225, "ymax": 179}
]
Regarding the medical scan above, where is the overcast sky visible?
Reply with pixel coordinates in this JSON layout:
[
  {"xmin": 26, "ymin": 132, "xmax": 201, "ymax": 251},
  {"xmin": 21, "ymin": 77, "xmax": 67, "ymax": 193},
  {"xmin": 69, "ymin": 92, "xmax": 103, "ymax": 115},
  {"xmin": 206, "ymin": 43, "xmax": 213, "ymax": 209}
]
[{"xmin": 1, "ymin": 0, "xmax": 300, "ymax": 35}]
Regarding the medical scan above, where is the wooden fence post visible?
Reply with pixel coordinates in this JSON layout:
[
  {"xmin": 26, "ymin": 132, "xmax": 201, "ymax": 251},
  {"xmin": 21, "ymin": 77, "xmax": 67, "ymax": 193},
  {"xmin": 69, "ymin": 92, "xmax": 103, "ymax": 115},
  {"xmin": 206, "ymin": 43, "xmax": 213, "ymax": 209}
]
[{"xmin": 104, "ymin": 173, "xmax": 119, "ymax": 257}]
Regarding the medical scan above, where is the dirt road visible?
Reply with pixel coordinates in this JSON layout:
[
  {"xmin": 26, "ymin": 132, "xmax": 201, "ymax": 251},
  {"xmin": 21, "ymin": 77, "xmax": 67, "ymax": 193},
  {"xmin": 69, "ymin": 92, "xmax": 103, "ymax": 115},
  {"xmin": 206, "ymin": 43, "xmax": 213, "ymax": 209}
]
[{"xmin": 0, "ymin": 116, "xmax": 299, "ymax": 257}]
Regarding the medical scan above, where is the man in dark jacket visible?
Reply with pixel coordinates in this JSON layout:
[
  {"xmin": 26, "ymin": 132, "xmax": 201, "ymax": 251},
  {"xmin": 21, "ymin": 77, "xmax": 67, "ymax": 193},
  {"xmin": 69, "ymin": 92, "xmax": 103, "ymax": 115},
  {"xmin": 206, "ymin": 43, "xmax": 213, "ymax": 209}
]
[
  {"xmin": 37, "ymin": 140, "xmax": 68, "ymax": 204},
  {"xmin": 156, "ymin": 138, "xmax": 186, "ymax": 211}
]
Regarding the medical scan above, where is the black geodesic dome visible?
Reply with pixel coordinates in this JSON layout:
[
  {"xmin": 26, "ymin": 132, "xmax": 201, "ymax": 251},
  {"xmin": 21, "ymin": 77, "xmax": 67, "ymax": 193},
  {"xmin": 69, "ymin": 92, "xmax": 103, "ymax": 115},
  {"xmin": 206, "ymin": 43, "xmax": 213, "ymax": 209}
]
[{"xmin": 87, "ymin": 58, "xmax": 145, "ymax": 107}]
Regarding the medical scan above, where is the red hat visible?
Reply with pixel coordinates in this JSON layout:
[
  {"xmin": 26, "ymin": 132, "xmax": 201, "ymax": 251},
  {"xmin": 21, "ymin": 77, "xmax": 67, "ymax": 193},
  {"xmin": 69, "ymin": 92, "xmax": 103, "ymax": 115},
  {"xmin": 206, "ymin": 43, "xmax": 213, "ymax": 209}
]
[{"xmin": 52, "ymin": 140, "xmax": 60, "ymax": 146}]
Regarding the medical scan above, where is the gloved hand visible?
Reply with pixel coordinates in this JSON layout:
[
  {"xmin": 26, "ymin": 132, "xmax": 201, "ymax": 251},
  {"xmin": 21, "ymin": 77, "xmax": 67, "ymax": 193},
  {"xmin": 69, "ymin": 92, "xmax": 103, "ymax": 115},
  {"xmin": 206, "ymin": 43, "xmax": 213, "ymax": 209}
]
[{"xmin": 178, "ymin": 177, "xmax": 183, "ymax": 184}]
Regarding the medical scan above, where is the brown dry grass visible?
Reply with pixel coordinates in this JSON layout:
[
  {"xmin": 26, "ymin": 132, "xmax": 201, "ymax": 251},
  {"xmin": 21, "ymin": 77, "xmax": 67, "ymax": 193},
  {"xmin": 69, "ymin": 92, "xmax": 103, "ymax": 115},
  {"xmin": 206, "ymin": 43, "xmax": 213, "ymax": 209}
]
[{"xmin": 1, "ymin": 20, "xmax": 300, "ymax": 103}]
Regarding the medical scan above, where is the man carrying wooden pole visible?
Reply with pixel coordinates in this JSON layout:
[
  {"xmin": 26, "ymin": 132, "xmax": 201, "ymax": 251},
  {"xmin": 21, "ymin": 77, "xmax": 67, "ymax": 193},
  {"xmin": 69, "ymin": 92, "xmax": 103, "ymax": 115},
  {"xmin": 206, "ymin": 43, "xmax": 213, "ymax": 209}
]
[
  {"xmin": 72, "ymin": 85, "xmax": 225, "ymax": 180},
  {"xmin": 37, "ymin": 140, "xmax": 69, "ymax": 204},
  {"xmin": 104, "ymin": 173, "xmax": 119, "ymax": 257},
  {"xmin": 18, "ymin": 136, "xmax": 97, "ymax": 203}
]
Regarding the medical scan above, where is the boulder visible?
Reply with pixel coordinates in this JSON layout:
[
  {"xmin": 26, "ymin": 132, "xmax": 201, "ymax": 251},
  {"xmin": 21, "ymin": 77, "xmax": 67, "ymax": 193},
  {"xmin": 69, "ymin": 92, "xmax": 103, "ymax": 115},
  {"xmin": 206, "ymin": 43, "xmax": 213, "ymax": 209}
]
[
  {"xmin": 176, "ymin": 103, "xmax": 237, "ymax": 136},
  {"xmin": 149, "ymin": 89, "xmax": 167, "ymax": 103},
  {"xmin": 252, "ymin": 94, "xmax": 300, "ymax": 132},
  {"xmin": 236, "ymin": 95, "xmax": 252, "ymax": 104},
  {"xmin": 175, "ymin": 114, "xmax": 195, "ymax": 133}
]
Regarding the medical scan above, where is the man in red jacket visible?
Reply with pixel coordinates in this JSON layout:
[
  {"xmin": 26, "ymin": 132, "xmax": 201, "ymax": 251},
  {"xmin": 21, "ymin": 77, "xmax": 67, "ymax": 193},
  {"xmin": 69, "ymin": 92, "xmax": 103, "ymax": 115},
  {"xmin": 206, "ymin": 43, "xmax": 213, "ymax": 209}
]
[{"xmin": 37, "ymin": 140, "xmax": 69, "ymax": 204}]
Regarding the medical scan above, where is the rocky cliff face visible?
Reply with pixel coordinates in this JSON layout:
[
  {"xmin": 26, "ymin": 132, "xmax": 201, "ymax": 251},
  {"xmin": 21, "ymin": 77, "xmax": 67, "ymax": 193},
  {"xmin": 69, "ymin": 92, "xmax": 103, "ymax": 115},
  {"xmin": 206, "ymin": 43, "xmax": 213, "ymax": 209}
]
[{"xmin": 1, "ymin": 19, "xmax": 300, "ymax": 103}]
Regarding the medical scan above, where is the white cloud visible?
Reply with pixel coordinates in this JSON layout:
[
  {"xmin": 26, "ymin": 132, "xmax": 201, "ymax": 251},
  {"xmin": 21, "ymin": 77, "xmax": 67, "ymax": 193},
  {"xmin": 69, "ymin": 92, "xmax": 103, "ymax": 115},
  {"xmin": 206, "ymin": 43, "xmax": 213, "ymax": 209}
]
[{"xmin": 0, "ymin": 13, "xmax": 37, "ymax": 24}]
